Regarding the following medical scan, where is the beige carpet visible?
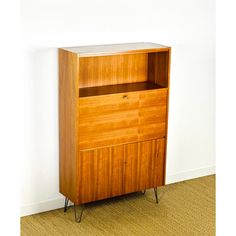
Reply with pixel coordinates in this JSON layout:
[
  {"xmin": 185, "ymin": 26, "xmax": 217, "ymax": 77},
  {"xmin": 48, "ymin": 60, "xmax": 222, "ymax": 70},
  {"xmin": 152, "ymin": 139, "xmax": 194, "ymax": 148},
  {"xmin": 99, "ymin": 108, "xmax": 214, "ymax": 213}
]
[{"xmin": 21, "ymin": 175, "xmax": 215, "ymax": 236}]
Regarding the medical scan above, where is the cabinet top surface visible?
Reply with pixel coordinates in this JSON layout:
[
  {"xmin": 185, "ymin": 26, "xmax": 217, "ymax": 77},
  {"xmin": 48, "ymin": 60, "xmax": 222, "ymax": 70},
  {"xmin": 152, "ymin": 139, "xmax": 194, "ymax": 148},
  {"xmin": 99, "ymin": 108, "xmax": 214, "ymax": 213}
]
[{"xmin": 61, "ymin": 42, "xmax": 170, "ymax": 56}]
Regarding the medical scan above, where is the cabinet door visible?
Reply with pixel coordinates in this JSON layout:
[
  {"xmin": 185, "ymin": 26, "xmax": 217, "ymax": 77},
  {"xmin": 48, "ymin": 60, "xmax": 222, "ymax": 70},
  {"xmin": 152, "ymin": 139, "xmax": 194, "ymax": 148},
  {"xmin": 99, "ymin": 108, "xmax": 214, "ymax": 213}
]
[
  {"xmin": 138, "ymin": 89, "xmax": 167, "ymax": 141},
  {"xmin": 124, "ymin": 139, "xmax": 165, "ymax": 194},
  {"xmin": 79, "ymin": 92, "xmax": 139, "ymax": 150},
  {"xmin": 77, "ymin": 145, "xmax": 124, "ymax": 204},
  {"xmin": 78, "ymin": 139, "xmax": 165, "ymax": 204}
]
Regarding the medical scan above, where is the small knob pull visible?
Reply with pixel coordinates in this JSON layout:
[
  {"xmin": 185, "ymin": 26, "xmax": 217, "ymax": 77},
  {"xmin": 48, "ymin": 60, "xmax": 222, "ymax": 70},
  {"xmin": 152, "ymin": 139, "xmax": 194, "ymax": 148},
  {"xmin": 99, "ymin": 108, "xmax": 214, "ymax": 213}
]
[{"xmin": 123, "ymin": 95, "xmax": 128, "ymax": 99}]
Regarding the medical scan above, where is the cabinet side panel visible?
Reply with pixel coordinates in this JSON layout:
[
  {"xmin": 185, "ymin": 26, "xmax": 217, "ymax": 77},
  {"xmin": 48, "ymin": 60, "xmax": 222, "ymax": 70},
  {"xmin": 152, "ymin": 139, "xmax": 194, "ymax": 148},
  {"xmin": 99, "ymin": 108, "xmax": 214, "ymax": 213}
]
[
  {"xmin": 59, "ymin": 49, "xmax": 79, "ymax": 203},
  {"xmin": 163, "ymin": 48, "xmax": 171, "ymax": 184}
]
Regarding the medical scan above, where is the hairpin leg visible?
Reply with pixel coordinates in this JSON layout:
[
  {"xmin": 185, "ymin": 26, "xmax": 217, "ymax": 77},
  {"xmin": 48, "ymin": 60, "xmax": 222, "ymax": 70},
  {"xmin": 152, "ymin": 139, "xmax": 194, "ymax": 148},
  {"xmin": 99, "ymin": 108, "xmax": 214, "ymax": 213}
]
[
  {"xmin": 142, "ymin": 190, "xmax": 146, "ymax": 195},
  {"xmin": 64, "ymin": 197, "xmax": 69, "ymax": 212},
  {"xmin": 74, "ymin": 204, "xmax": 85, "ymax": 223},
  {"xmin": 153, "ymin": 187, "xmax": 159, "ymax": 204}
]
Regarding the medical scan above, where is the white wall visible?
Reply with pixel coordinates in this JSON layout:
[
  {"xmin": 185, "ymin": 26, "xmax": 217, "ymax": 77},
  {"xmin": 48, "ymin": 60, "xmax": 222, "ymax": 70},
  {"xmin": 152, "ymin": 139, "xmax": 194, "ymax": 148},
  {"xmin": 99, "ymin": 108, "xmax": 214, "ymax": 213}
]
[{"xmin": 21, "ymin": 0, "xmax": 215, "ymax": 216}]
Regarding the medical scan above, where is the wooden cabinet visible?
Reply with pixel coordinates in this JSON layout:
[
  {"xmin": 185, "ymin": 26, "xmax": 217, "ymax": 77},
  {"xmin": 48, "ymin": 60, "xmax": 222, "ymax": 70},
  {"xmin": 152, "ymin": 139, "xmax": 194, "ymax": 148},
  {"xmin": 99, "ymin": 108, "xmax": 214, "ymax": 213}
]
[{"xmin": 59, "ymin": 43, "xmax": 171, "ymax": 219}]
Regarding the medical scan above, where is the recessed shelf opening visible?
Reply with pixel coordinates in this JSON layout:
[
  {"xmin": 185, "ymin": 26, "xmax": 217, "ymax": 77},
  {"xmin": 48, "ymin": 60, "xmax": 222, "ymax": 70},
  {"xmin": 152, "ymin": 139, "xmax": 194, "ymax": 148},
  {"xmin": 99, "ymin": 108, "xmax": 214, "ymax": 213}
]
[
  {"xmin": 79, "ymin": 81, "xmax": 165, "ymax": 97},
  {"xmin": 78, "ymin": 51, "xmax": 169, "ymax": 97}
]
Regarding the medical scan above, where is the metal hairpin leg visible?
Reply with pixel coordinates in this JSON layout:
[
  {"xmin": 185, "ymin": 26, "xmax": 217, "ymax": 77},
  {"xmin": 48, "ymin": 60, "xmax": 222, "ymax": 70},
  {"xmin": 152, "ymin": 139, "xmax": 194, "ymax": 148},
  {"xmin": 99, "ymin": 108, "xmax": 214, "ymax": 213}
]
[
  {"xmin": 142, "ymin": 190, "xmax": 146, "ymax": 195},
  {"xmin": 64, "ymin": 197, "xmax": 69, "ymax": 212},
  {"xmin": 153, "ymin": 187, "xmax": 159, "ymax": 204},
  {"xmin": 74, "ymin": 204, "xmax": 85, "ymax": 223}
]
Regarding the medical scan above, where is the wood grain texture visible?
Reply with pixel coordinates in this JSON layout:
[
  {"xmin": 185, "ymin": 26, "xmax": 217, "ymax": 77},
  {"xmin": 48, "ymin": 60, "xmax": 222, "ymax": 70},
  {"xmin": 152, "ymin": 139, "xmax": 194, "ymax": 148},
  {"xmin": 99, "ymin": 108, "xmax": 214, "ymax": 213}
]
[
  {"xmin": 77, "ymin": 146, "xmax": 124, "ymax": 204},
  {"xmin": 59, "ymin": 49, "xmax": 79, "ymax": 203},
  {"xmin": 79, "ymin": 89, "xmax": 167, "ymax": 150},
  {"xmin": 79, "ymin": 92, "xmax": 139, "ymax": 150},
  {"xmin": 77, "ymin": 139, "xmax": 165, "ymax": 204},
  {"xmin": 148, "ymin": 51, "xmax": 170, "ymax": 88},
  {"xmin": 124, "ymin": 140, "xmax": 164, "ymax": 194},
  {"xmin": 79, "ymin": 53, "xmax": 148, "ymax": 88},
  {"xmin": 79, "ymin": 92, "xmax": 139, "ymax": 115},
  {"xmin": 79, "ymin": 81, "xmax": 163, "ymax": 97},
  {"xmin": 139, "ymin": 89, "xmax": 168, "ymax": 107},
  {"xmin": 59, "ymin": 43, "xmax": 171, "ymax": 205}
]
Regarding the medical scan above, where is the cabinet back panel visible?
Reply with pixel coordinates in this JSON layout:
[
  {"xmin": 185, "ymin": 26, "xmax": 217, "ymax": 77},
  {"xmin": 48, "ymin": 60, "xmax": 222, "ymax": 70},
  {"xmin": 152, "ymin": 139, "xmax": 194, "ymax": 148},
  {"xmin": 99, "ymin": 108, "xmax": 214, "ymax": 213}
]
[{"xmin": 79, "ymin": 53, "xmax": 148, "ymax": 88}]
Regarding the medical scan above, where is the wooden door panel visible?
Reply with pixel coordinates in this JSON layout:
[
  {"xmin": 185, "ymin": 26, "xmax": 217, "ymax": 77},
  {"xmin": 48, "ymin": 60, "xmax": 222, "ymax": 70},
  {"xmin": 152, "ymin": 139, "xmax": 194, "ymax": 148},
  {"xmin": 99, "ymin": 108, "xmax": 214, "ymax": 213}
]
[
  {"xmin": 78, "ymin": 145, "xmax": 124, "ymax": 204},
  {"xmin": 138, "ymin": 123, "xmax": 166, "ymax": 141},
  {"xmin": 124, "ymin": 139, "xmax": 165, "ymax": 194},
  {"xmin": 123, "ymin": 142, "xmax": 139, "ymax": 193},
  {"xmin": 137, "ymin": 140, "xmax": 156, "ymax": 190},
  {"xmin": 78, "ymin": 148, "xmax": 110, "ymax": 203},
  {"xmin": 79, "ymin": 127, "xmax": 138, "ymax": 150},
  {"xmin": 79, "ymin": 109, "xmax": 139, "ymax": 129},
  {"xmin": 110, "ymin": 145, "xmax": 124, "ymax": 197},
  {"xmin": 139, "ymin": 106, "xmax": 166, "ymax": 124},
  {"xmin": 79, "ymin": 89, "xmax": 167, "ymax": 150},
  {"xmin": 79, "ymin": 92, "xmax": 139, "ymax": 114},
  {"xmin": 78, "ymin": 138, "xmax": 165, "ymax": 203},
  {"xmin": 152, "ymin": 138, "xmax": 165, "ymax": 187},
  {"xmin": 79, "ymin": 93, "xmax": 139, "ymax": 150},
  {"xmin": 138, "ymin": 90, "xmax": 167, "ymax": 141},
  {"xmin": 139, "ymin": 89, "xmax": 167, "ymax": 107},
  {"xmin": 79, "ymin": 109, "xmax": 139, "ymax": 138}
]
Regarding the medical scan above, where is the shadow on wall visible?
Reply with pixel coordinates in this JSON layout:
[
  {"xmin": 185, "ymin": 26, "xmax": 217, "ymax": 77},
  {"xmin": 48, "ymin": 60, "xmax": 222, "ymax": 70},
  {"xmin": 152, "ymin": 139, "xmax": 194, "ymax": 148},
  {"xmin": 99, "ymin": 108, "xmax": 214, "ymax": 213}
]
[{"xmin": 23, "ymin": 47, "xmax": 62, "ymax": 206}]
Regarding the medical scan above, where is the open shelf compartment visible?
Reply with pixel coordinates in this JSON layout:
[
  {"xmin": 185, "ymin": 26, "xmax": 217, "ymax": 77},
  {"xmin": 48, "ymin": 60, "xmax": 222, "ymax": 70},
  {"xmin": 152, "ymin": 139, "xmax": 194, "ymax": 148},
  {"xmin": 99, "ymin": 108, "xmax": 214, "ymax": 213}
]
[
  {"xmin": 78, "ymin": 50, "xmax": 170, "ymax": 98},
  {"xmin": 80, "ymin": 81, "xmax": 165, "ymax": 97}
]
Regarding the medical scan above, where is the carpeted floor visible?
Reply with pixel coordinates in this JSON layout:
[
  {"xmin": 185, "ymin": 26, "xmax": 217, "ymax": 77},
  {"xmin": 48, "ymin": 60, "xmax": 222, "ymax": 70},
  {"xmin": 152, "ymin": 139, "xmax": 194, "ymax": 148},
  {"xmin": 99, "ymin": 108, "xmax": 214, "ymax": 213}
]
[{"xmin": 21, "ymin": 175, "xmax": 215, "ymax": 236}]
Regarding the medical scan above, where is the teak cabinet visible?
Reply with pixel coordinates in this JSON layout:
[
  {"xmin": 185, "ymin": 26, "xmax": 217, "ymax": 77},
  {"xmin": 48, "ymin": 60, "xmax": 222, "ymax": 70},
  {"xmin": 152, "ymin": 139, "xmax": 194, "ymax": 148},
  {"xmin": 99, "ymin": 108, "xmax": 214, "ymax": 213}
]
[{"xmin": 59, "ymin": 42, "xmax": 171, "ymax": 221}]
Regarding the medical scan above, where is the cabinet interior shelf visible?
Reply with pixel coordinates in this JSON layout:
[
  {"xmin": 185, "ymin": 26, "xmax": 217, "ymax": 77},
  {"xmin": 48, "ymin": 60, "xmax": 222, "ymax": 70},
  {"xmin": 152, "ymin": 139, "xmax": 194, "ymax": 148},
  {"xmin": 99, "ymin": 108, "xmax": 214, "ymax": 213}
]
[{"xmin": 79, "ymin": 81, "xmax": 166, "ymax": 97}]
